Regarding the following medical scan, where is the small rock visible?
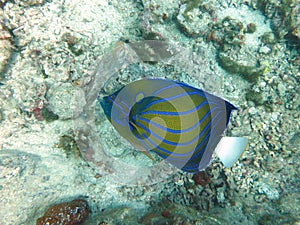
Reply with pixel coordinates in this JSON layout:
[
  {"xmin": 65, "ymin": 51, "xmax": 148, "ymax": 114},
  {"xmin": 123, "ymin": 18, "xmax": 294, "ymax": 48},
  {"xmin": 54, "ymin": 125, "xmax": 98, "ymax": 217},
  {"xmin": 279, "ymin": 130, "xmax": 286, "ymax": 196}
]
[
  {"xmin": 246, "ymin": 23, "xmax": 257, "ymax": 33},
  {"xmin": 217, "ymin": 187, "xmax": 226, "ymax": 203},
  {"xmin": 245, "ymin": 90, "xmax": 264, "ymax": 106},
  {"xmin": 289, "ymin": 132, "xmax": 300, "ymax": 149},
  {"xmin": 36, "ymin": 199, "xmax": 90, "ymax": 225},
  {"xmin": 259, "ymin": 46, "xmax": 272, "ymax": 54},
  {"xmin": 48, "ymin": 83, "xmax": 86, "ymax": 119},
  {"xmin": 277, "ymin": 83, "xmax": 286, "ymax": 96},
  {"xmin": 261, "ymin": 32, "xmax": 276, "ymax": 44},
  {"xmin": 193, "ymin": 171, "xmax": 211, "ymax": 186},
  {"xmin": 257, "ymin": 182, "xmax": 280, "ymax": 200}
]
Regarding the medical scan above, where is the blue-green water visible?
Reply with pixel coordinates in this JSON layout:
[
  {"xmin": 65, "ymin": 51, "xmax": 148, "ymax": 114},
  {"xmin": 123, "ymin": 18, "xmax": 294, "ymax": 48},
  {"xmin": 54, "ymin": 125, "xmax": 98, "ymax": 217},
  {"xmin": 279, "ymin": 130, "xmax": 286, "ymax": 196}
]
[{"xmin": 0, "ymin": 0, "xmax": 299, "ymax": 224}]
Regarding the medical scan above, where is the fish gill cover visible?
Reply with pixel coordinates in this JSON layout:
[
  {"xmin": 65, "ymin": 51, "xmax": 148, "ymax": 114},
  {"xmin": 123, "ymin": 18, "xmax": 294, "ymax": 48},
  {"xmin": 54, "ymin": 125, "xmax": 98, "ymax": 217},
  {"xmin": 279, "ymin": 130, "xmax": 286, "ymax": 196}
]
[{"xmin": 72, "ymin": 40, "xmax": 227, "ymax": 186}]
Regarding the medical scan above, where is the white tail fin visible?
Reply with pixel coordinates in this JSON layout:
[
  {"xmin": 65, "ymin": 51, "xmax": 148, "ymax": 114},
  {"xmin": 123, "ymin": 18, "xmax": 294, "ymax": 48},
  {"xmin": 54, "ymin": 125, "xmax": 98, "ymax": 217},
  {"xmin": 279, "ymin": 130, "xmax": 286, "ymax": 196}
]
[{"xmin": 215, "ymin": 137, "xmax": 248, "ymax": 168}]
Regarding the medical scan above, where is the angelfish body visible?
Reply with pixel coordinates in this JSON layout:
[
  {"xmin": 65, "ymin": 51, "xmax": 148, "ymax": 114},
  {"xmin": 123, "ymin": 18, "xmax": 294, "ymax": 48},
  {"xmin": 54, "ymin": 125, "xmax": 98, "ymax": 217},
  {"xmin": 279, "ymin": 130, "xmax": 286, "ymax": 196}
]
[{"xmin": 100, "ymin": 78, "xmax": 247, "ymax": 173}]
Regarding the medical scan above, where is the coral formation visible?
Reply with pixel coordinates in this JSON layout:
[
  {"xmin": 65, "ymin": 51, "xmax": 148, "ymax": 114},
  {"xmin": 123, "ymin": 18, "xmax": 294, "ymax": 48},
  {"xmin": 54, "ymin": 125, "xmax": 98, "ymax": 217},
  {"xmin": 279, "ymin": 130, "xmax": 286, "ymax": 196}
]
[
  {"xmin": 218, "ymin": 51, "xmax": 264, "ymax": 83},
  {"xmin": 63, "ymin": 32, "xmax": 84, "ymax": 56},
  {"xmin": 47, "ymin": 83, "xmax": 86, "ymax": 120},
  {"xmin": 0, "ymin": 19, "xmax": 13, "ymax": 80},
  {"xmin": 176, "ymin": 1, "xmax": 212, "ymax": 38},
  {"xmin": 40, "ymin": 107, "xmax": 59, "ymax": 122},
  {"xmin": 245, "ymin": 90, "xmax": 264, "ymax": 106},
  {"xmin": 254, "ymin": 0, "xmax": 300, "ymax": 47},
  {"xmin": 139, "ymin": 0, "xmax": 180, "ymax": 39},
  {"xmin": 57, "ymin": 134, "xmax": 82, "ymax": 159},
  {"xmin": 192, "ymin": 171, "xmax": 211, "ymax": 186},
  {"xmin": 36, "ymin": 199, "xmax": 90, "ymax": 225},
  {"xmin": 14, "ymin": 0, "xmax": 44, "ymax": 7}
]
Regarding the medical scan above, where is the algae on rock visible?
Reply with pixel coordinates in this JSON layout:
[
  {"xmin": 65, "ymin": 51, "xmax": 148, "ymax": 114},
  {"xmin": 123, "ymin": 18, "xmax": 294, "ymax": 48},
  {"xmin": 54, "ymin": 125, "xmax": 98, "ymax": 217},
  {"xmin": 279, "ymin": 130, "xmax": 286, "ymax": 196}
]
[{"xmin": 218, "ymin": 51, "xmax": 265, "ymax": 83}]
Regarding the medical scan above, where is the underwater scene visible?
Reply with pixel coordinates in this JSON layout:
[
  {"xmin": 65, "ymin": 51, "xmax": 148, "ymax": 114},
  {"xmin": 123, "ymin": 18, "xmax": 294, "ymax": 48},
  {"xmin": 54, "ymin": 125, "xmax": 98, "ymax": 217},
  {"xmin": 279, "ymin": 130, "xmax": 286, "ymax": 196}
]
[{"xmin": 0, "ymin": 0, "xmax": 299, "ymax": 224}]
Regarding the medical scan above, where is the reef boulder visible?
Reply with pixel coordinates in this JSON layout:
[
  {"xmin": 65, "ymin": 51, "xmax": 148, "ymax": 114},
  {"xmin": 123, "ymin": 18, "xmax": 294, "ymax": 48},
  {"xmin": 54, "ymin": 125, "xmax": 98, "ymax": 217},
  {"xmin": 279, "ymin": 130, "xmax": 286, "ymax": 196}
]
[{"xmin": 36, "ymin": 199, "xmax": 90, "ymax": 225}]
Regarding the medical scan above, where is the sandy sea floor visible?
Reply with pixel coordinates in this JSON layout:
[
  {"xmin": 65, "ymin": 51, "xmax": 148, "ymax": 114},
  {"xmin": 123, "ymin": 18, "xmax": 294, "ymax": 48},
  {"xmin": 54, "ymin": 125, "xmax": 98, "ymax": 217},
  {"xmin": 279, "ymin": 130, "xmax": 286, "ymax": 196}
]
[{"xmin": 0, "ymin": 0, "xmax": 299, "ymax": 224}]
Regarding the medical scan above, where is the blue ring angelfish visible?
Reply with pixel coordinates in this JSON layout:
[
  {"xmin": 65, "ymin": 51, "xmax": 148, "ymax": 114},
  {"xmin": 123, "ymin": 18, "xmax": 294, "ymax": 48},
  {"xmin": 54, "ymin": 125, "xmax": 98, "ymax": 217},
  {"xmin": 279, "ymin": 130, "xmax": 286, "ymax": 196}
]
[{"xmin": 99, "ymin": 78, "xmax": 237, "ymax": 173}]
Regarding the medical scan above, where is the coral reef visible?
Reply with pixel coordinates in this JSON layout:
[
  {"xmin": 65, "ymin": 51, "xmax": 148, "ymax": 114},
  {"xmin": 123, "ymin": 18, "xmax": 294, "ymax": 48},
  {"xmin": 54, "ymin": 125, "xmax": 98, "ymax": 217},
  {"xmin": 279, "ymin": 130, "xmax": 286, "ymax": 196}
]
[
  {"xmin": 84, "ymin": 200, "xmax": 255, "ymax": 225},
  {"xmin": 0, "ymin": 0, "xmax": 299, "ymax": 224},
  {"xmin": 138, "ymin": 201, "xmax": 253, "ymax": 225},
  {"xmin": 159, "ymin": 165, "xmax": 237, "ymax": 210},
  {"xmin": 36, "ymin": 199, "xmax": 90, "ymax": 225}
]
